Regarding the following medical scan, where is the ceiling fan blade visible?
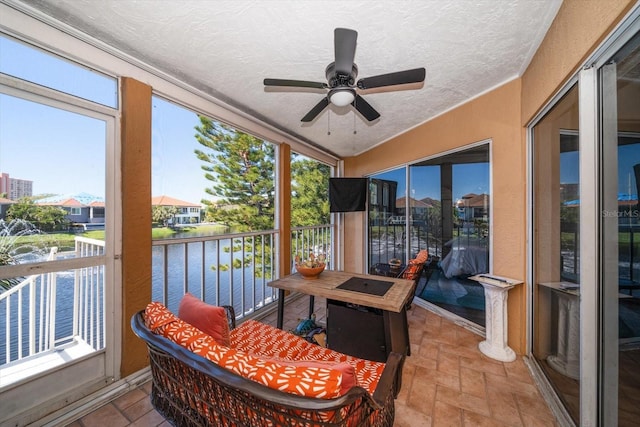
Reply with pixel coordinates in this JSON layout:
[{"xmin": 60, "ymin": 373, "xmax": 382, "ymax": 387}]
[
  {"xmin": 301, "ymin": 97, "xmax": 330, "ymax": 122},
  {"xmin": 334, "ymin": 28, "xmax": 357, "ymax": 75},
  {"xmin": 264, "ymin": 78, "xmax": 328, "ymax": 89},
  {"xmin": 352, "ymin": 95, "xmax": 380, "ymax": 121},
  {"xmin": 356, "ymin": 67, "xmax": 426, "ymax": 90}
]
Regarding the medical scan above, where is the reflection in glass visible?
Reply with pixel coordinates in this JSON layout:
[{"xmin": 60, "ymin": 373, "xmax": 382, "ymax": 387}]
[
  {"xmin": 605, "ymin": 30, "xmax": 640, "ymax": 426},
  {"xmin": 411, "ymin": 145, "xmax": 490, "ymax": 326},
  {"xmin": 368, "ymin": 168, "xmax": 405, "ymax": 267},
  {"xmin": 532, "ymin": 84, "xmax": 580, "ymax": 424},
  {"xmin": 366, "ymin": 144, "xmax": 490, "ymax": 326}
]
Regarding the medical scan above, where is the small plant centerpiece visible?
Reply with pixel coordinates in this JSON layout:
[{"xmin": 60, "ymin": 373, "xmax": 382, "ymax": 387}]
[{"xmin": 294, "ymin": 252, "xmax": 326, "ymax": 280}]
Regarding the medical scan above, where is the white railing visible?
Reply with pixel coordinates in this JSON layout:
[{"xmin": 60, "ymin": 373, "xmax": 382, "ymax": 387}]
[
  {"xmin": 1, "ymin": 225, "xmax": 334, "ymax": 366},
  {"xmin": 291, "ymin": 225, "xmax": 334, "ymax": 268},
  {"xmin": 0, "ymin": 237, "xmax": 105, "ymax": 365}
]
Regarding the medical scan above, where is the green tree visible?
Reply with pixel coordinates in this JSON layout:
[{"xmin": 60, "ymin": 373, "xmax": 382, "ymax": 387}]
[
  {"xmin": 152, "ymin": 205, "xmax": 179, "ymax": 227},
  {"xmin": 194, "ymin": 116, "xmax": 275, "ymax": 232},
  {"xmin": 291, "ymin": 156, "xmax": 330, "ymax": 227},
  {"xmin": 6, "ymin": 198, "xmax": 68, "ymax": 232}
]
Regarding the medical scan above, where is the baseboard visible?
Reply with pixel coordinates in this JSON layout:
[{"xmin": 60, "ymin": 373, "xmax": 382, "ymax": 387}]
[
  {"xmin": 35, "ymin": 368, "xmax": 151, "ymax": 427},
  {"xmin": 412, "ymin": 297, "xmax": 486, "ymax": 337}
]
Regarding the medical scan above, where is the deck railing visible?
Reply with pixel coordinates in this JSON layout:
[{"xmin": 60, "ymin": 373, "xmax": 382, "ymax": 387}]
[
  {"xmin": 1, "ymin": 226, "xmax": 333, "ymax": 367},
  {"xmin": 152, "ymin": 230, "xmax": 278, "ymax": 317},
  {"xmin": 151, "ymin": 224, "xmax": 333, "ymax": 318},
  {"xmin": 291, "ymin": 224, "xmax": 334, "ymax": 267},
  {"xmin": 0, "ymin": 237, "xmax": 106, "ymax": 365}
]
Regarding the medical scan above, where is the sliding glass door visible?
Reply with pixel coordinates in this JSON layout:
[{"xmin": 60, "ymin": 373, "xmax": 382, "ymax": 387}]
[
  {"xmin": 409, "ymin": 144, "xmax": 490, "ymax": 325},
  {"xmin": 366, "ymin": 143, "xmax": 491, "ymax": 326},
  {"xmin": 531, "ymin": 84, "xmax": 581, "ymax": 423},
  {"xmin": 530, "ymin": 18, "xmax": 640, "ymax": 426},
  {"xmin": 600, "ymin": 30, "xmax": 640, "ymax": 427}
]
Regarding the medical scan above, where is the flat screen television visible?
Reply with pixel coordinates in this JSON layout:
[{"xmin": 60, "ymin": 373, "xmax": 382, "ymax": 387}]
[{"xmin": 329, "ymin": 177, "xmax": 367, "ymax": 212}]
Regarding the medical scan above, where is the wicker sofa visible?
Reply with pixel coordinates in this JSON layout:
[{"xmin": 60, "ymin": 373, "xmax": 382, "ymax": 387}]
[{"xmin": 131, "ymin": 303, "xmax": 402, "ymax": 426}]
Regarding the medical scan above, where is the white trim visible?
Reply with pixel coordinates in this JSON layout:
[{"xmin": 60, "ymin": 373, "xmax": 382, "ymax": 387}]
[
  {"xmin": 0, "ymin": 64, "xmax": 120, "ymax": 421},
  {"xmin": 600, "ymin": 61, "xmax": 620, "ymax": 426},
  {"xmin": 578, "ymin": 65, "xmax": 599, "ymax": 426},
  {"xmin": 585, "ymin": 5, "xmax": 640, "ymax": 70},
  {"xmin": 36, "ymin": 368, "xmax": 151, "ymax": 427}
]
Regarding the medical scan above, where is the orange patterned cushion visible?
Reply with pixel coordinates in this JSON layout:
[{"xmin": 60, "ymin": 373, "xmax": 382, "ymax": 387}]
[
  {"xmin": 231, "ymin": 319, "xmax": 384, "ymax": 395},
  {"xmin": 402, "ymin": 261, "xmax": 423, "ymax": 280},
  {"xmin": 414, "ymin": 249, "xmax": 429, "ymax": 264},
  {"xmin": 144, "ymin": 302, "xmax": 346, "ymax": 399}
]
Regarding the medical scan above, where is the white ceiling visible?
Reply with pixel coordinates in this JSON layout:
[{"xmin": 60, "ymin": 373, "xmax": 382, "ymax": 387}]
[{"xmin": 19, "ymin": 0, "xmax": 563, "ymax": 158}]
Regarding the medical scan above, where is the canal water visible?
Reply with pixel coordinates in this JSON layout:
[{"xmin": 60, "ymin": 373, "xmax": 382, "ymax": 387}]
[{"xmin": 0, "ymin": 241, "xmax": 275, "ymax": 364}]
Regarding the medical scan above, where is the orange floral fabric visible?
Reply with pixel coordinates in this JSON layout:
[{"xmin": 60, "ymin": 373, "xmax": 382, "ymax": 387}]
[
  {"xmin": 231, "ymin": 319, "xmax": 385, "ymax": 395},
  {"xmin": 402, "ymin": 261, "xmax": 423, "ymax": 280},
  {"xmin": 414, "ymin": 249, "xmax": 429, "ymax": 264},
  {"xmin": 144, "ymin": 302, "xmax": 345, "ymax": 399}
]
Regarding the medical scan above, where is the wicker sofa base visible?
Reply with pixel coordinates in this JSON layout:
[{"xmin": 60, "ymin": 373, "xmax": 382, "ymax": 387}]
[{"xmin": 132, "ymin": 311, "xmax": 400, "ymax": 427}]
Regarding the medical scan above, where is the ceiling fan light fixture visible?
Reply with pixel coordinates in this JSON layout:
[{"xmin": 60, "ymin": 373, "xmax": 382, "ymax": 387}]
[{"xmin": 329, "ymin": 89, "xmax": 355, "ymax": 107}]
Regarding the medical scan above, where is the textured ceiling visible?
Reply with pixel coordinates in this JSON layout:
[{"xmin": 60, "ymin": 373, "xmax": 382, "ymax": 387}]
[{"xmin": 19, "ymin": 0, "xmax": 562, "ymax": 158}]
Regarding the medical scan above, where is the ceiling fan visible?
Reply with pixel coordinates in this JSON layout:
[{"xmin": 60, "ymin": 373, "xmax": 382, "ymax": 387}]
[{"xmin": 263, "ymin": 28, "xmax": 426, "ymax": 123}]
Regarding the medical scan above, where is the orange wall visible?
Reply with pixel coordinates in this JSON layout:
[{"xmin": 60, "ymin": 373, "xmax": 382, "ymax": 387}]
[
  {"xmin": 344, "ymin": 79, "xmax": 527, "ymax": 352},
  {"xmin": 522, "ymin": 0, "xmax": 636, "ymax": 124},
  {"xmin": 343, "ymin": 0, "xmax": 638, "ymax": 355}
]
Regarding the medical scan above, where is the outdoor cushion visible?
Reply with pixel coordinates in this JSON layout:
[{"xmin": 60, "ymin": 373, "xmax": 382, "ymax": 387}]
[
  {"xmin": 178, "ymin": 292, "xmax": 230, "ymax": 346},
  {"xmin": 402, "ymin": 261, "xmax": 423, "ymax": 281},
  {"xmin": 230, "ymin": 319, "xmax": 385, "ymax": 395},
  {"xmin": 145, "ymin": 302, "xmax": 347, "ymax": 399},
  {"xmin": 414, "ymin": 249, "xmax": 429, "ymax": 264}
]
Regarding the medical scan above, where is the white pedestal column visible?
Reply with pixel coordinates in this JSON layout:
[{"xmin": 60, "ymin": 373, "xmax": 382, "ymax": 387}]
[
  {"xmin": 546, "ymin": 288, "xmax": 580, "ymax": 379},
  {"xmin": 470, "ymin": 275, "xmax": 523, "ymax": 362}
]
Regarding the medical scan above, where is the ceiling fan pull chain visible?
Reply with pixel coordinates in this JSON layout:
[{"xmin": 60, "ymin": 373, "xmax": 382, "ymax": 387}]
[
  {"xmin": 327, "ymin": 110, "xmax": 331, "ymax": 135},
  {"xmin": 353, "ymin": 109, "xmax": 357, "ymax": 135}
]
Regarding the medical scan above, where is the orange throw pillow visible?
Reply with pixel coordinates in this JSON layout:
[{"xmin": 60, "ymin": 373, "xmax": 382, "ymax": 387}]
[{"xmin": 178, "ymin": 293, "xmax": 231, "ymax": 346}]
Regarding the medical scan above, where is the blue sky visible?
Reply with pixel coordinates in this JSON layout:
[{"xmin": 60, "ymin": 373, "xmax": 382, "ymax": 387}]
[
  {"xmin": 151, "ymin": 97, "xmax": 217, "ymax": 204},
  {"xmin": 373, "ymin": 162, "xmax": 490, "ymax": 203}
]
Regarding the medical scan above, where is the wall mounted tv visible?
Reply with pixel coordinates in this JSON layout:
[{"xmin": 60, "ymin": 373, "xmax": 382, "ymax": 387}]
[{"xmin": 329, "ymin": 177, "xmax": 368, "ymax": 212}]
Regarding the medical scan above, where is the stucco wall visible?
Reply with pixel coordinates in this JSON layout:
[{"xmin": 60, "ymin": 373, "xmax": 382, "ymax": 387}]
[{"xmin": 522, "ymin": 0, "xmax": 636, "ymax": 125}]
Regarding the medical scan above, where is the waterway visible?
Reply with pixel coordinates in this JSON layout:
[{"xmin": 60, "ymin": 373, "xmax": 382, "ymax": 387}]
[{"xmin": 0, "ymin": 241, "xmax": 274, "ymax": 364}]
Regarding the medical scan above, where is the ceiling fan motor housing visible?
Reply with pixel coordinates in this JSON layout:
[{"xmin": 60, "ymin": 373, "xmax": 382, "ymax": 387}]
[{"xmin": 325, "ymin": 62, "xmax": 358, "ymax": 88}]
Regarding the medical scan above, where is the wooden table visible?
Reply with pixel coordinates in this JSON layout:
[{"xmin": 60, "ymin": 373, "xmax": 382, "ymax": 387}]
[{"xmin": 268, "ymin": 270, "xmax": 415, "ymax": 361}]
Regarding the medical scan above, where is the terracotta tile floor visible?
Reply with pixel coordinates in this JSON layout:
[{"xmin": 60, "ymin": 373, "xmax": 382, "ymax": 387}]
[{"xmin": 66, "ymin": 297, "xmax": 558, "ymax": 426}]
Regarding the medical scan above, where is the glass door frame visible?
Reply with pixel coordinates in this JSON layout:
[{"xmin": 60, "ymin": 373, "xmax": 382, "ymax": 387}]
[
  {"xmin": 0, "ymin": 72, "xmax": 120, "ymax": 422},
  {"xmin": 527, "ymin": 7, "xmax": 640, "ymax": 425}
]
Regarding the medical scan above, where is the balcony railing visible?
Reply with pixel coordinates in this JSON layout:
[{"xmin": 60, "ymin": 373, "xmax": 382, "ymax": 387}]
[
  {"xmin": 0, "ymin": 237, "xmax": 106, "ymax": 368},
  {"xmin": 291, "ymin": 224, "xmax": 334, "ymax": 267},
  {"xmin": 1, "ymin": 225, "xmax": 332, "ymax": 383},
  {"xmin": 151, "ymin": 224, "xmax": 333, "ymax": 318}
]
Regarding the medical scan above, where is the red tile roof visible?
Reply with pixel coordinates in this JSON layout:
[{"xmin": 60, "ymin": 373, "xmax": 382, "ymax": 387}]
[{"xmin": 151, "ymin": 195, "xmax": 200, "ymax": 207}]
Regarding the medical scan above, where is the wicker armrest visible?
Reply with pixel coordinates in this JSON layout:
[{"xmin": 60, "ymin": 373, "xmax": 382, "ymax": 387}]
[
  {"xmin": 371, "ymin": 351, "xmax": 404, "ymax": 406},
  {"xmin": 221, "ymin": 305, "xmax": 236, "ymax": 330}
]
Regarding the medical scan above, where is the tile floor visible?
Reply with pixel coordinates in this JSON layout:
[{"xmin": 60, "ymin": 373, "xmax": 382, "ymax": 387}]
[{"xmin": 66, "ymin": 297, "xmax": 558, "ymax": 426}]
